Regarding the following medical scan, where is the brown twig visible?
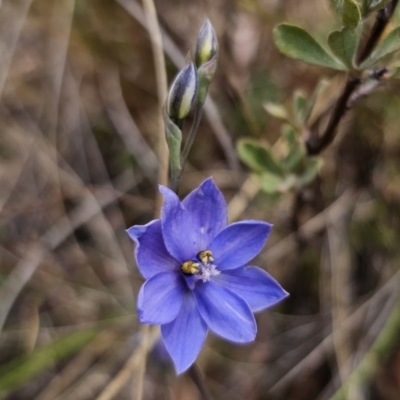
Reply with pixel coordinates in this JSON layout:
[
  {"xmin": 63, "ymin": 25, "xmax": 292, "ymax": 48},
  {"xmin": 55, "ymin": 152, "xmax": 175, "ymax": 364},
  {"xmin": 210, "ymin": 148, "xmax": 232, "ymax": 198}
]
[
  {"xmin": 357, "ymin": 0, "xmax": 399, "ymax": 65},
  {"xmin": 347, "ymin": 67, "xmax": 388, "ymax": 107},
  {"xmin": 306, "ymin": 76, "xmax": 360, "ymax": 155},
  {"xmin": 305, "ymin": 0, "xmax": 398, "ymax": 156}
]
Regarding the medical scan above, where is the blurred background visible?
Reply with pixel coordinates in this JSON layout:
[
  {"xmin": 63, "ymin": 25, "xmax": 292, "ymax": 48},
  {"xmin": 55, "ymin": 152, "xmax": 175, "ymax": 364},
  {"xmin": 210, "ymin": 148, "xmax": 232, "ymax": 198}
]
[{"xmin": 0, "ymin": 0, "xmax": 399, "ymax": 399}]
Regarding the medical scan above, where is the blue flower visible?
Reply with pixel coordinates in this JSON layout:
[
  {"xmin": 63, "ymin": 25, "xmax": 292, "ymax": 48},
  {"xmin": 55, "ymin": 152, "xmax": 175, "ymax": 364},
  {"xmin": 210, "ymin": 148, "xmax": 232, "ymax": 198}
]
[{"xmin": 127, "ymin": 178, "xmax": 288, "ymax": 373}]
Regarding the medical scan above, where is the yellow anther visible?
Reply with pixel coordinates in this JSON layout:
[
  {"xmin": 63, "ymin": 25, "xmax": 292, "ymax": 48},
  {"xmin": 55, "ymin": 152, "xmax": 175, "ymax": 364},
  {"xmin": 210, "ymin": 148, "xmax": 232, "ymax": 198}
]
[
  {"xmin": 181, "ymin": 261, "xmax": 200, "ymax": 275},
  {"xmin": 198, "ymin": 250, "xmax": 214, "ymax": 265}
]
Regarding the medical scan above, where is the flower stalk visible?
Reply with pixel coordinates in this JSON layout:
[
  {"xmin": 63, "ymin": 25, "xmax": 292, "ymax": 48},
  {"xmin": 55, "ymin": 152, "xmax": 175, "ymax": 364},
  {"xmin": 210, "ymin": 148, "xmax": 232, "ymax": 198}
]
[
  {"xmin": 152, "ymin": 19, "xmax": 225, "ymax": 397},
  {"xmin": 181, "ymin": 19, "xmax": 219, "ymax": 169},
  {"xmin": 164, "ymin": 63, "xmax": 198, "ymax": 192},
  {"xmin": 164, "ymin": 106, "xmax": 183, "ymax": 192}
]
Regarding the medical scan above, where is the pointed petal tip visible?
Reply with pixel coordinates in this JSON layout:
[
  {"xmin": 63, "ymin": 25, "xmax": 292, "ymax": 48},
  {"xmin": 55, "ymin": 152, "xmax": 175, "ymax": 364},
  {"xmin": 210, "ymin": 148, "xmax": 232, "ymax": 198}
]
[
  {"xmin": 168, "ymin": 337, "xmax": 206, "ymax": 374},
  {"xmin": 173, "ymin": 359, "xmax": 193, "ymax": 375},
  {"xmin": 279, "ymin": 289, "xmax": 290, "ymax": 301},
  {"xmin": 158, "ymin": 184, "xmax": 169, "ymax": 194},
  {"xmin": 159, "ymin": 185, "xmax": 181, "ymax": 205},
  {"xmin": 197, "ymin": 176, "xmax": 222, "ymax": 194},
  {"xmin": 213, "ymin": 266, "xmax": 287, "ymax": 312},
  {"xmin": 161, "ymin": 293, "xmax": 208, "ymax": 375},
  {"xmin": 126, "ymin": 225, "xmax": 146, "ymax": 242},
  {"xmin": 261, "ymin": 285, "xmax": 290, "ymax": 310},
  {"xmin": 126, "ymin": 220, "xmax": 160, "ymax": 242}
]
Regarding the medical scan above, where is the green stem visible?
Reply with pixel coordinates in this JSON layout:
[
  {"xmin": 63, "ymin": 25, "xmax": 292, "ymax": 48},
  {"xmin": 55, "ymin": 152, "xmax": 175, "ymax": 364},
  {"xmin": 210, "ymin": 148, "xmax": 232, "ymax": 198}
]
[
  {"xmin": 181, "ymin": 98, "xmax": 206, "ymax": 169},
  {"xmin": 169, "ymin": 117, "xmax": 183, "ymax": 193},
  {"xmin": 180, "ymin": 60, "xmax": 215, "ymax": 175},
  {"xmin": 164, "ymin": 108, "xmax": 183, "ymax": 194},
  {"xmin": 169, "ymin": 165, "xmax": 182, "ymax": 194}
]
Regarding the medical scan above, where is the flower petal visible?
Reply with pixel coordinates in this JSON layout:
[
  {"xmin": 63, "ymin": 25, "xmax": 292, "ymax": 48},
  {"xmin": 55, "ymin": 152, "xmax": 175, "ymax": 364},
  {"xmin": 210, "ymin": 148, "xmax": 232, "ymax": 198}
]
[
  {"xmin": 137, "ymin": 272, "xmax": 185, "ymax": 324},
  {"xmin": 182, "ymin": 178, "xmax": 228, "ymax": 250},
  {"xmin": 127, "ymin": 220, "xmax": 179, "ymax": 279},
  {"xmin": 159, "ymin": 186, "xmax": 197, "ymax": 261},
  {"xmin": 209, "ymin": 221, "xmax": 272, "ymax": 270},
  {"xmin": 194, "ymin": 281, "xmax": 256, "ymax": 343},
  {"xmin": 162, "ymin": 291, "xmax": 208, "ymax": 374},
  {"xmin": 213, "ymin": 266, "xmax": 288, "ymax": 312}
]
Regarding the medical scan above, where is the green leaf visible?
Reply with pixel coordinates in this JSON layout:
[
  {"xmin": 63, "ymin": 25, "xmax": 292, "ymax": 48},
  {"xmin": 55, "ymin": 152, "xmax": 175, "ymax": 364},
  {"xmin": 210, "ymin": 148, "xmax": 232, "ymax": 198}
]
[
  {"xmin": 328, "ymin": 28, "xmax": 358, "ymax": 70},
  {"xmin": 264, "ymin": 103, "xmax": 288, "ymax": 120},
  {"xmin": 282, "ymin": 125, "xmax": 305, "ymax": 172},
  {"xmin": 282, "ymin": 125, "xmax": 298, "ymax": 146},
  {"xmin": 293, "ymin": 91, "xmax": 307, "ymax": 125},
  {"xmin": 259, "ymin": 173, "xmax": 287, "ymax": 194},
  {"xmin": 273, "ymin": 24, "xmax": 345, "ymax": 70},
  {"xmin": 341, "ymin": 0, "xmax": 361, "ymax": 30},
  {"xmin": 0, "ymin": 329, "xmax": 97, "ymax": 395},
  {"xmin": 237, "ymin": 139, "xmax": 284, "ymax": 176},
  {"xmin": 296, "ymin": 158, "xmax": 321, "ymax": 187},
  {"xmin": 361, "ymin": 27, "xmax": 400, "ymax": 68}
]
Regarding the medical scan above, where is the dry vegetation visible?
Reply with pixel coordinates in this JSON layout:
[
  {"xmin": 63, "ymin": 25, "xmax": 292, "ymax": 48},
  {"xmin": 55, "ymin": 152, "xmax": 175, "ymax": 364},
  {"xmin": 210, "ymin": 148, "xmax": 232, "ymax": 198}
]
[{"xmin": 0, "ymin": 0, "xmax": 399, "ymax": 399}]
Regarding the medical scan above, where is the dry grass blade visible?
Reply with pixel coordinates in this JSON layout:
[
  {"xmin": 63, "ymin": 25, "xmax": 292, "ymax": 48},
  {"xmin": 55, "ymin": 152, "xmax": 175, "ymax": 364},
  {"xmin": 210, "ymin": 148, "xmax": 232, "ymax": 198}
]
[
  {"xmin": 95, "ymin": 327, "xmax": 160, "ymax": 400},
  {"xmin": 34, "ymin": 331, "xmax": 117, "ymax": 400},
  {"xmin": 261, "ymin": 188, "xmax": 359, "ymax": 264},
  {"xmin": 327, "ymin": 214, "xmax": 354, "ymax": 385},
  {"xmin": 227, "ymin": 175, "xmax": 261, "ymax": 222},
  {"xmin": 268, "ymin": 270, "xmax": 400, "ymax": 394},
  {"xmin": 98, "ymin": 63, "xmax": 159, "ymax": 181},
  {"xmin": 0, "ymin": 244, "xmax": 44, "ymax": 332},
  {"xmin": 1, "ymin": 1, "xmax": 400, "ymax": 399},
  {"xmin": 0, "ymin": 109, "xmax": 145, "ymax": 330},
  {"xmin": 0, "ymin": 0, "xmax": 34, "ymax": 97}
]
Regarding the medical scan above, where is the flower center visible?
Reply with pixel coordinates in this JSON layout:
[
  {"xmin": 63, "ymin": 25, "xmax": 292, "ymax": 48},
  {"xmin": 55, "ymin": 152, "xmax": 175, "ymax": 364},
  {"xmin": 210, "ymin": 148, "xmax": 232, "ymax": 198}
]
[
  {"xmin": 181, "ymin": 261, "xmax": 200, "ymax": 275},
  {"xmin": 198, "ymin": 250, "xmax": 214, "ymax": 265},
  {"xmin": 181, "ymin": 250, "xmax": 220, "ymax": 283}
]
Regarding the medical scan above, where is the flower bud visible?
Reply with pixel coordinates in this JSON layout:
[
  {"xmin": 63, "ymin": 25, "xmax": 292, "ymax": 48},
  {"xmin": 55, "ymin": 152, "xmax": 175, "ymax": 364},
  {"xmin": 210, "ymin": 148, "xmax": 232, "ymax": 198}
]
[
  {"xmin": 195, "ymin": 19, "xmax": 218, "ymax": 67},
  {"xmin": 167, "ymin": 63, "xmax": 198, "ymax": 120}
]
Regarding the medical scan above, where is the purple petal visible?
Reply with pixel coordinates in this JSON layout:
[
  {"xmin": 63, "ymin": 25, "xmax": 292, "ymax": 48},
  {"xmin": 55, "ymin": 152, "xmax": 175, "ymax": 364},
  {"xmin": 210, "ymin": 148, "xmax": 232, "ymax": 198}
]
[
  {"xmin": 210, "ymin": 221, "xmax": 272, "ymax": 270},
  {"xmin": 194, "ymin": 281, "xmax": 256, "ymax": 343},
  {"xmin": 127, "ymin": 220, "xmax": 179, "ymax": 279},
  {"xmin": 213, "ymin": 266, "xmax": 288, "ymax": 312},
  {"xmin": 182, "ymin": 178, "xmax": 228, "ymax": 250},
  {"xmin": 162, "ymin": 291, "xmax": 208, "ymax": 374},
  {"xmin": 137, "ymin": 272, "xmax": 185, "ymax": 324},
  {"xmin": 159, "ymin": 186, "xmax": 198, "ymax": 262}
]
